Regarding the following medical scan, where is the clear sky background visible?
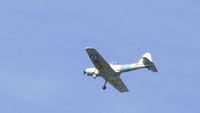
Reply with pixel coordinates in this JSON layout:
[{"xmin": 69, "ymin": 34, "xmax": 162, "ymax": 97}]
[{"xmin": 0, "ymin": 0, "xmax": 200, "ymax": 113}]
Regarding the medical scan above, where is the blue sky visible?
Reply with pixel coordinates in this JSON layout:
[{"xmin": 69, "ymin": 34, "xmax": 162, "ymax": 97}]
[{"xmin": 0, "ymin": 0, "xmax": 200, "ymax": 113}]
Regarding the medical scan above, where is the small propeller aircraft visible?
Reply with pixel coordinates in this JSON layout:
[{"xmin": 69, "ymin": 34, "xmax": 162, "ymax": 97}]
[{"xmin": 83, "ymin": 47, "xmax": 158, "ymax": 92}]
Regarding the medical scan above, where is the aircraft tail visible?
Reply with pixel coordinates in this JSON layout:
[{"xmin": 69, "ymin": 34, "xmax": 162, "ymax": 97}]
[{"xmin": 139, "ymin": 53, "xmax": 158, "ymax": 72}]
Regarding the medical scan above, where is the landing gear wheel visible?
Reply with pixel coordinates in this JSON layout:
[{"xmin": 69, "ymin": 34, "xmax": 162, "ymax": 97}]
[
  {"xmin": 102, "ymin": 79, "xmax": 107, "ymax": 90},
  {"xmin": 102, "ymin": 85, "xmax": 106, "ymax": 90}
]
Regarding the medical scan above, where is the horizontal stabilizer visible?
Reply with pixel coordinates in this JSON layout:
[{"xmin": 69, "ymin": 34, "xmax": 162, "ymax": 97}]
[
  {"xmin": 143, "ymin": 57, "xmax": 158, "ymax": 72},
  {"xmin": 139, "ymin": 53, "xmax": 158, "ymax": 72}
]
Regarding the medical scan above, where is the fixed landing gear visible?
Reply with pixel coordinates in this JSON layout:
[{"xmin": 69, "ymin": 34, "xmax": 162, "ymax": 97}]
[
  {"xmin": 93, "ymin": 74, "xmax": 97, "ymax": 79},
  {"xmin": 102, "ymin": 85, "xmax": 106, "ymax": 90},
  {"xmin": 102, "ymin": 80, "xmax": 107, "ymax": 90}
]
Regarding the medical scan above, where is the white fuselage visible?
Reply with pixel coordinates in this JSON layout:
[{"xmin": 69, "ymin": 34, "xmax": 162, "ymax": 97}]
[
  {"xmin": 110, "ymin": 63, "xmax": 146, "ymax": 72},
  {"xmin": 84, "ymin": 63, "xmax": 147, "ymax": 77}
]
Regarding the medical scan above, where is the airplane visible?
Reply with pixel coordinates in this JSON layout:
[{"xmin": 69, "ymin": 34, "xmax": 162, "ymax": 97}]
[{"xmin": 83, "ymin": 47, "xmax": 158, "ymax": 92}]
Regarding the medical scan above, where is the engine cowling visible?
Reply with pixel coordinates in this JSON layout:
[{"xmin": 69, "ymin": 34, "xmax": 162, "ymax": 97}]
[{"xmin": 83, "ymin": 68, "xmax": 99, "ymax": 76}]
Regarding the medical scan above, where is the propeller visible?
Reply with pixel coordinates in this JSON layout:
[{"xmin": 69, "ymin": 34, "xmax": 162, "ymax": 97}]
[{"xmin": 83, "ymin": 71, "xmax": 86, "ymax": 75}]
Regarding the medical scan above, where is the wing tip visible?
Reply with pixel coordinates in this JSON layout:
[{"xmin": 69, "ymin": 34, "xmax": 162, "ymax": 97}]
[
  {"xmin": 85, "ymin": 47, "xmax": 94, "ymax": 49},
  {"xmin": 120, "ymin": 90, "xmax": 129, "ymax": 93},
  {"xmin": 85, "ymin": 47, "xmax": 96, "ymax": 51}
]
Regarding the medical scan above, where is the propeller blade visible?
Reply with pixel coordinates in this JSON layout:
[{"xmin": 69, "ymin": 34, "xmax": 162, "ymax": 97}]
[{"xmin": 83, "ymin": 71, "xmax": 86, "ymax": 75}]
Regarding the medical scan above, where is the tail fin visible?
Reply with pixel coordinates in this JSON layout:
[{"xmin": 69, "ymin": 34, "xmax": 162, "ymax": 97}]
[{"xmin": 139, "ymin": 53, "xmax": 158, "ymax": 72}]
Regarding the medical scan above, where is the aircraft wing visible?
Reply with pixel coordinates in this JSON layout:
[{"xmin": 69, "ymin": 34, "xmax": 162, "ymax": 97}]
[
  {"xmin": 108, "ymin": 77, "xmax": 129, "ymax": 92},
  {"xmin": 85, "ymin": 48, "xmax": 115, "ymax": 73},
  {"xmin": 85, "ymin": 47, "xmax": 129, "ymax": 92}
]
